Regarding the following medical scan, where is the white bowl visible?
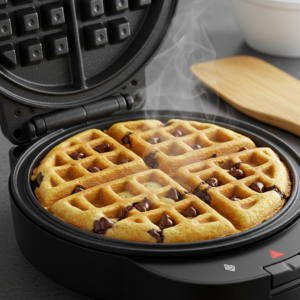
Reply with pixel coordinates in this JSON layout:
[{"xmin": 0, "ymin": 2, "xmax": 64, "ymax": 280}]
[{"xmin": 230, "ymin": 0, "xmax": 300, "ymax": 57}]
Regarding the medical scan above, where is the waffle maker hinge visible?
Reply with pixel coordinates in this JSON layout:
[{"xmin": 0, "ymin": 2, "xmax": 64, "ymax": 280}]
[{"xmin": 25, "ymin": 94, "xmax": 134, "ymax": 143}]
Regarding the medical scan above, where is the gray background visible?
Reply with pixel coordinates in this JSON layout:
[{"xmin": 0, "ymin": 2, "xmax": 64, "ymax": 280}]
[{"xmin": 1, "ymin": 0, "xmax": 300, "ymax": 299}]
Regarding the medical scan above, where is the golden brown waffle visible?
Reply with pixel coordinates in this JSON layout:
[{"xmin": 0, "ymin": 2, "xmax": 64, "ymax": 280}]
[
  {"xmin": 31, "ymin": 129, "xmax": 148, "ymax": 208},
  {"xmin": 171, "ymin": 148, "xmax": 291, "ymax": 231},
  {"xmin": 48, "ymin": 169, "xmax": 238, "ymax": 243},
  {"xmin": 31, "ymin": 120, "xmax": 292, "ymax": 244},
  {"xmin": 105, "ymin": 119, "xmax": 256, "ymax": 174}
]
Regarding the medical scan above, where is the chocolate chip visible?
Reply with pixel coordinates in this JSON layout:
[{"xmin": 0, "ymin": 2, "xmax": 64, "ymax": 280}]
[
  {"xmin": 144, "ymin": 151, "xmax": 159, "ymax": 169},
  {"xmin": 122, "ymin": 132, "xmax": 133, "ymax": 147},
  {"xmin": 119, "ymin": 206, "xmax": 134, "ymax": 221},
  {"xmin": 249, "ymin": 181, "xmax": 265, "ymax": 193},
  {"xmin": 116, "ymin": 158, "xmax": 131, "ymax": 165},
  {"xmin": 231, "ymin": 162, "xmax": 242, "ymax": 170},
  {"xmin": 148, "ymin": 229, "xmax": 163, "ymax": 243},
  {"xmin": 229, "ymin": 169, "xmax": 244, "ymax": 180},
  {"xmin": 230, "ymin": 196, "xmax": 242, "ymax": 201},
  {"xmin": 167, "ymin": 188, "xmax": 182, "ymax": 201},
  {"xmin": 93, "ymin": 217, "xmax": 114, "ymax": 235},
  {"xmin": 32, "ymin": 172, "xmax": 43, "ymax": 189},
  {"xmin": 209, "ymin": 154, "xmax": 217, "ymax": 159},
  {"xmin": 95, "ymin": 144, "xmax": 111, "ymax": 153},
  {"xmin": 239, "ymin": 147, "xmax": 248, "ymax": 152},
  {"xmin": 70, "ymin": 153, "xmax": 85, "ymax": 160},
  {"xmin": 193, "ymin": 144, "xmax": 202, "ymax": 150},
  {"xmin": 265, "ymin": 186, "xmax": 285, "ymax": 200},
  {"xmin": 194, "ymin": 187, "xmax": 212, "ymax": 205},
  {"xmin": 206, "ymin": 178, "xmax": 219, "ymax": 187},
  {"xmin": 88, "ymin": 166, "xmax": 102, "ymax": 173},
  {"xmin": 182, "ymin": 207, "xmax": 198, "ymax": 218},
  {"xmin": 158, "ymin": 214, "xmax": 175, "ymax": 230},
  {"xmin": 72, "ymin": 185, "xmax": 85, "ymax": 194},
  {"xmin": 148, "ymin": 137, "xmax": 160, "ymax": 144},
  {"xmin": 133, "ymin": 197, "xmax": 152, "ymax": 212},
  {"xmin": 122, "ymin": 136, "xmax": 130, "ymax": 144},
  {"xmin": 172, "ymin": 129, "xmax": 183, "ymax": 137}
]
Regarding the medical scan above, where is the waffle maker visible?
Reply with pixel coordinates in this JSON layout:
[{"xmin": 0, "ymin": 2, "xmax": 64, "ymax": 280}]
[{"xmin": 2, "ymin": 0, "xmax": 300, "ymax": 299}]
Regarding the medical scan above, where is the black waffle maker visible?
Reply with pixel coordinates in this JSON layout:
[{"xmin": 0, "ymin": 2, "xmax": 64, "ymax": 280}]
[{"xmin": 2, "ymin": 0, "xmax": 300, "ymax": 299}]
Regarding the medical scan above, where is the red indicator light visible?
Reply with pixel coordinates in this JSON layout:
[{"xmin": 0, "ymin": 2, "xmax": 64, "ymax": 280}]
[{"xmin": 270, "ymin": 250, "xmax": 284, "ymax": 259}]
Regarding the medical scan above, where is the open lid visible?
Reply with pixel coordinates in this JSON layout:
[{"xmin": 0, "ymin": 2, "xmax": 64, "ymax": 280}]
[{"xmin": 0, "ymin": 0, "xmax": 178, "ymax": 144}]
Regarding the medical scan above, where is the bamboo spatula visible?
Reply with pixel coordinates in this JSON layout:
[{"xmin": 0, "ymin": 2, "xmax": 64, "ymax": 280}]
[{"xmin": 191, "ymin": 56, "xmax": 300, "ymax": 137}]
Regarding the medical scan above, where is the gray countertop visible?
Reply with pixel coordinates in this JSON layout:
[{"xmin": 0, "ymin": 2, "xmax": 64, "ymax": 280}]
[{"xmin": 1, "ymin": 0, "xmax": 299, "ymax": 299}]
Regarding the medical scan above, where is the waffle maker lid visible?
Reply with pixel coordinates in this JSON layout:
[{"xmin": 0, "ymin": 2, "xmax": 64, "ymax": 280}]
[{"xmin": 0, "ymin": 0, "xmax": 178, "ymax": 145}]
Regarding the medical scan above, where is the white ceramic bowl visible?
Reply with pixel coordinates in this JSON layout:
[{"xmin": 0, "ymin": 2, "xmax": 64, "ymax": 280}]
[{"xmin": 230, "ymin": 0, "xmax": 300, "ymax": 57}]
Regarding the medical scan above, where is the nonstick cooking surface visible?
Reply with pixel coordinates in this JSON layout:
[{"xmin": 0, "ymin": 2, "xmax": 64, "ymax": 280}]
[
  {"xmin": 10, "ymin": 111, "xmax": 300, "ymax": 257},
  {"xmin": 0, "ymin": 0, "xmax": 177, "ymax": 106}
]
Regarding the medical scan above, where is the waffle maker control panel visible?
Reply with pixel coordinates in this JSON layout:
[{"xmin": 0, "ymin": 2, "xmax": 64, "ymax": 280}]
[{"xmin": 133, "ymin": 217, "xmax": 300, "ymax": 299}]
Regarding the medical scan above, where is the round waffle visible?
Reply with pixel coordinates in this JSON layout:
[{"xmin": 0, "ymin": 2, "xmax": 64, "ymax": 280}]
[{"xmin": 32, "ymin": 120, "xmax": 291, "ymax": 243}]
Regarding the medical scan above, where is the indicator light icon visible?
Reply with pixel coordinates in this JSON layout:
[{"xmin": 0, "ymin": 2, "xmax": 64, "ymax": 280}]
[
  {"xmin": 270, "ymin": 250, "xmax": 284, "ymax": 259},
  {"xmin": 224, "ymin": 264, "xmax": 236, "ymax": 272}
]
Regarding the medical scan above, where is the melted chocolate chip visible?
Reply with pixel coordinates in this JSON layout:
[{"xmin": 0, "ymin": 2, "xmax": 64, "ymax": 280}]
[
  {"xmin": 144, "ymin": 151, "xmax": 159, "ymax": 169},
  {"xmin": 239, "ymin": 147, "xmax": 248, "ymax": 152},
  {"xmin": 265, "ymin": 186, "xmax": 285, "ymax": 200},
  {"xmin": 133, "ymin": 197, "xmax": 152, "ymax": 212},
  {"xmin": 167, "ymin": 188, "xmax": 182, "ymax": 202},
  {"xmin": 182, "ymin": 207, "xmax": 198, "ymax": 218},
  {"xmin": 117, "ymin": 158, "xmax": 131, "ymax": 165},
  {"xmin": 95, "ymin": 144, "xmax": 111, "ymax": 153},
  {"xmin": 206, "ymin": 178, "xmax": 219, "ymax": 187},
  {"xmin": 148, "ymin": 229, "xmax": 163, "ymax": 243},
  {"xmin": 72, "ymin": 185, "xmax": 85, "ymax": 194},
  {"xmin": 119, "ymin": 206, "xmax": 134, "ymax": 221},
  {"xmin": 32, "ymin": 172, "xmax": 43, "ymax": 189},
  {"xmin": 69, "ymin": 153, "xmax": 85, "ymax": 160},
  {"xmin": 93, "ymin": 217, "xmax": 114, "ymax": 235},
  {"xmin": 231, "ymin": 162, "xmax": 242, "ymax": 170},
  {"xmin": 88, "ymin": 166, "xmax": 102, "ymax": 173},
  {"xmin": 230, "ymin": 196, "xmax": 242, "ymax": 201},
  {"xmin": 194, "ymin": 187, "xmax": 212, "ymax": 205},
  {"xmin": 148, "ymin": 137, "xmax": 160, "ymax": 144},
  {"xmin": 158, "ymin": 214, "xmax": 175, "ymax": 230},
  {"xmin": 229, "ymin": 169, "xmax": 244, "ymax": 180},
  {"xmin": 122, "ymin": 132, "xmax": 133, "ymax": 147},
  {"xmin": 193, "ymin": 144, "xmax": 202, "ymax": 150},
  {"xmin": 249, "ymin": 181, "xmax": 265, "ymax": 193},
  {"xmin": 172, "ymin": 129, "xmax": 183, "ymax": 137}
]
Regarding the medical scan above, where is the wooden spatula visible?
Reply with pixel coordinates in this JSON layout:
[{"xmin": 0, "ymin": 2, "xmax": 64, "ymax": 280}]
[{"xmin": 191, "ymin": 56, "xmax": 300, "ymax": 137}]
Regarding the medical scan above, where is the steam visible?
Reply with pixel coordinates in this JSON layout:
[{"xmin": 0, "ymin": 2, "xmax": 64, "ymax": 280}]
[{"xmin": 143, "ymin": 0, "xmax": 219, "ymax": 115}]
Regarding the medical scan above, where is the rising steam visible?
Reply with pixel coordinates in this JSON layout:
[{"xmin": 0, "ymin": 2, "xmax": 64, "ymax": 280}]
[{"xmin": 143, "ymin": 0, "xmax": 218, "ymax": 114}]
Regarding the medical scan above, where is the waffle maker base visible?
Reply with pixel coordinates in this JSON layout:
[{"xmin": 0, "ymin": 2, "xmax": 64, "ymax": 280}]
[{"xmin": 8, "ymin": 110, "xmax": 300, "ymax": 300}]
